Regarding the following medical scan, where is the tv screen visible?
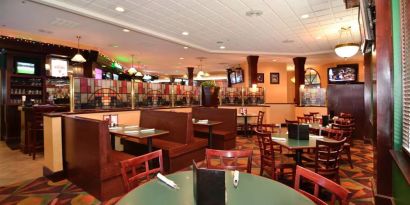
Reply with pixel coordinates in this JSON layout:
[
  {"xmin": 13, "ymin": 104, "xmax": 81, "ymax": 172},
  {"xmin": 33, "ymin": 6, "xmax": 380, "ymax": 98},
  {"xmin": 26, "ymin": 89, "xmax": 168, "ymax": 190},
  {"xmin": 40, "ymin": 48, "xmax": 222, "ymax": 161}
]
[
  {"xmin": 95, "ymin": 68, "xmax": 102, "ymax": 79},
  {"xmin": 50, "ymin": 58, "xmax": 68, "ymax": 77},
  {"xmin": 16, "ymin": 62, "xmax": 36, "ymax": 75},
  {"xmin": 328, "ymin": 64, "xmax": 358, "ymax": 84},
  {"xmin": 229, "ymin": 71, "xmax": 236, "ymax": 84},
  {"xmin": 235, "ymin": 69, "xmax": 244, "ymax": 83}
]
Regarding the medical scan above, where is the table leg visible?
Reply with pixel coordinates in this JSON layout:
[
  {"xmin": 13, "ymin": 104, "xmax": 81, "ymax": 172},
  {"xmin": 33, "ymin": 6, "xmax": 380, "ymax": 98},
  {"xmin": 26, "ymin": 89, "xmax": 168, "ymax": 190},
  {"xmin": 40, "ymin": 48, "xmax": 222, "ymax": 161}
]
[
  {"xmin": 147, "ymin": 137, "xmax": 153, "ymax": 168},
  {"xmin": 244, "ymin": 117, "xmax": 248, "ymax": 137},
  {"xmin": 208, "ymin": 126, "xmax": 213, "ymax": 148},
  {"xmin": 295, "ymin": 150, "xmax": 303, "ymax": 166},
  {"xmin": 110, "ymin": 133, "xmax": 115, "ymax": 150}
]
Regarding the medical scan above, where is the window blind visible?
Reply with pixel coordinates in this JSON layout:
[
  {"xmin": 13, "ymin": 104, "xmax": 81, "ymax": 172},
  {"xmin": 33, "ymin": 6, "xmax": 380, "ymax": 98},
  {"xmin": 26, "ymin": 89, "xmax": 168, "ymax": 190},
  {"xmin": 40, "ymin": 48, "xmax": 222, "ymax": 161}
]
[{"xmin": 401, "ymin": 0, "xmax": 410, "ymax": 152}]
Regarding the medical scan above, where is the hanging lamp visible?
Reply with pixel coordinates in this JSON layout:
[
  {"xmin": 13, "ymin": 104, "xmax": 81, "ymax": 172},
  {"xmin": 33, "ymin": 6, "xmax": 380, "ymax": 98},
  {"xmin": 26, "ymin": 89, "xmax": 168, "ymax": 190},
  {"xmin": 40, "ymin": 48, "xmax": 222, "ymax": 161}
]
[
  {"xmin": 334, "ymin": 26, "xmax": 360, "ymax": 58},
  {"xmin": 71, "ymin": 36, "xmax": 87, "ymax": 63},
  {"xmin": 127, "ymin": 55, "xmax": 137, "ymax": 75}
]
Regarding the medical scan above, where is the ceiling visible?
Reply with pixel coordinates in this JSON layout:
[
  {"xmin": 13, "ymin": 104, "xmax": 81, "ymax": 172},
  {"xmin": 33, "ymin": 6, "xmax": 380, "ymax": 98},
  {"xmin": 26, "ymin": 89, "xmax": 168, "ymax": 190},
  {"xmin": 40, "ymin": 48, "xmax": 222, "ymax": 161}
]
[{"xmin": 0, "ymin": 0, "xmax": 362, "ymax": 74}]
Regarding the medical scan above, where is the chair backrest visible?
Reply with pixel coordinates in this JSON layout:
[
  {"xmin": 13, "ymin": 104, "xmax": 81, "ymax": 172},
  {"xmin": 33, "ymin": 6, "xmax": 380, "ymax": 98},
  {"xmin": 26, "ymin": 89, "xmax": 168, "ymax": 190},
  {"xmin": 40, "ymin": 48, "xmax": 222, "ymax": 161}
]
[
  {"xmin": 298, "ymin": 116, "xmax": 312, "ymax": 124},
  {"xmin": 294, "ymin": 166, "xmax": 351, "ymax": 205},
  {"xmin": 285, "ymin": 119, "xmax": 299, "ymax": 124},
  {"xmin": 205, "ymin": 148, "xmax": 253, "ymax": 173},
  {"xmin": 256, "ymin": 111, "xmax": 264, "ymax": 126},
  {"xmin": 255, "ymin": 130, "xmax": 281, "ymax": 166},
  {"xmin": 120, "ymin": 150, "xmax": 164, "ymax": 192},
  {"xmin": 332, "ymin": 124, "xmax": 354, "ymax": 138},
  {"xmin": 315, "ymin": 138, "xmax": 346, "ymax": 174}
]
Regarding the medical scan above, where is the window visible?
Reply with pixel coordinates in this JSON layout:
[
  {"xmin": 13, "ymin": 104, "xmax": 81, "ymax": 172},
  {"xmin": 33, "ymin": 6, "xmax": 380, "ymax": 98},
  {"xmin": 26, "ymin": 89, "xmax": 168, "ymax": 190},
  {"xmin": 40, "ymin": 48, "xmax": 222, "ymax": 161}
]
[{"xmin": 304, "ymin": 68, "xmax": 321, "ymax": 87}]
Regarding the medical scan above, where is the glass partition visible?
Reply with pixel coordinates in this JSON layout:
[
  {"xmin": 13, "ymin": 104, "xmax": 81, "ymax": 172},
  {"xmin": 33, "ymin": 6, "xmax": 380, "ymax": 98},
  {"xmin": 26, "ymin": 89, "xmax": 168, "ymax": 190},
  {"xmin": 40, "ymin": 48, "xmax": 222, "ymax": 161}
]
[
  {"xmin": 300, "ymin": 86, "xmax": 326, "ymax": 106},
  {"xmin": 244, "ymin": 87, "xmax": 265, "ymax": 105},
  {"xmin": 73, "ymin": 77, "xmax": 132, "ymax": 109},
  {"xmin": 135, "ymin": 82, "xmax": 171, "ymax": 107},
  {"xmin": 220, "ymin": 87, "xmax": 242, "ymax": 105},
  {"xmin": 174, "ymin": 85, "xmax": 200, "ymax": 106}
]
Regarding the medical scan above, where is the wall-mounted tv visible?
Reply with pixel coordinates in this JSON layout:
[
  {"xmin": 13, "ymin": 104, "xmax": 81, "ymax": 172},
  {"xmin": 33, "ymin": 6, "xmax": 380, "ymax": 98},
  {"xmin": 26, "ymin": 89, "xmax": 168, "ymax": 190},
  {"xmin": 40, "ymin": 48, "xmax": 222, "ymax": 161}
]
[
  {"xmin": 16, "ymin": 62, "xmax": 36, "ymax": 75},
  {"xmin": 328, "ymin": 64, "xmax": 358, "ymax": 84},
  {"xmin": 50, "ymin": 58, "xmax": 68, "ymax": 77},
  {"xmin": 229, "ymin": 71, "xmax": 237, "ymax": 84},
  {"xmin": 229, "ymin": 69, "xmax": 244, "ymax": 84},
  {"xmin": 95, "ymin": 68, "xmax": 102, "ymax": 79},
  {"xmin": 358, "ymin": 0, "xmax": 375, "ymax": 54}
]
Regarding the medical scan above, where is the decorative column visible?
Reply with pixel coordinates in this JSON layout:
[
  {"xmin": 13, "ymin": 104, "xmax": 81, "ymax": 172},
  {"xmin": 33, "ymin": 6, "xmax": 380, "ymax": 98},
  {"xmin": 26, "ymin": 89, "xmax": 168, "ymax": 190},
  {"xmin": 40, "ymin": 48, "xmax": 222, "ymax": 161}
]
[
  {"xmin": 247, "ymin": 55, "xmax": 259, "ymax": 87},
  {"xmin": 187, "ymin": 67, "xmax": 194, "ymax": 86},
  {"xmin": 69, "ymin": 75, "xmax": 75, "ymax": 112},
  {"xmin": 293, "ymin": 57, "xmax": 306, "ymax": 105}
]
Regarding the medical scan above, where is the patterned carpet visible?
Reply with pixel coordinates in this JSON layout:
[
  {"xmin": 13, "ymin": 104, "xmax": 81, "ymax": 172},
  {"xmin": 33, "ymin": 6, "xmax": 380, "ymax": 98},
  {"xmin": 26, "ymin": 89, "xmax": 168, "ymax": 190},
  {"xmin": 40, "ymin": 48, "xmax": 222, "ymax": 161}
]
[{"xmin": 0, "ymin": 136, "xmax": 374, "ymax": 205}]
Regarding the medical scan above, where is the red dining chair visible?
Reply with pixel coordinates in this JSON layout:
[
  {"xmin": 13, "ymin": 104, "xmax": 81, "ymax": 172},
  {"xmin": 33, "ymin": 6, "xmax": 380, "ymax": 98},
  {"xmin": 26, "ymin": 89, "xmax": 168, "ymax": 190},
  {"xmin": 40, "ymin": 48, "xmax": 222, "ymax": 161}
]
[
  {"xmin": 331, "ymin": 124, "xmax": 355, "ymax": 169},
  {"xmin": 205, "ymin": 148, "xmax": 253, "ymax": 173},
  {"xmin": 120, "ymin": 150, "xmax": 164, "ymax": 192},
  {"xmin": 314, "ymin": 137, "xmax": 346, "ymax": 183},
  {"xmin": 255, "ymin": 130, "xmax": 295, "ymax": 180},
  {"xmin": 294, "ymin": 166, "xmax": 351, "ymax": 205}
]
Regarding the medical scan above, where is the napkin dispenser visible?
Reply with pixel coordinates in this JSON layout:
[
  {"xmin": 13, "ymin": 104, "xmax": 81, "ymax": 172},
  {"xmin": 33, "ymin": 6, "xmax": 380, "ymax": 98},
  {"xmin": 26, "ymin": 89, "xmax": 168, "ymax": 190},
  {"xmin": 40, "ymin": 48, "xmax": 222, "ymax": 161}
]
[
  {"xmin": 288, "ymin": 124, "xmax": 309, "ymax": 140},
  {"xmin": 193, "ymin": 161, "xmax": 225, "ymax": 205}
]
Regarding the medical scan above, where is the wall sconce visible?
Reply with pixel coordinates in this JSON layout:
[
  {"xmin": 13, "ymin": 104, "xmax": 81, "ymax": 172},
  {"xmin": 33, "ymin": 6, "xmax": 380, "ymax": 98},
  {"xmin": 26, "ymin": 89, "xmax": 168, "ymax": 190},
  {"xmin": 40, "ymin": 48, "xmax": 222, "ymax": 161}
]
[
  {"xmin": 290, "ymin": 77, "xmax": 295, "ymax": 83},
  {"xmin": 251, "ymin": 84, "xmax": 258, "ymax": 92},
  {"xmin": 45, "ymin": 64, "xmax": 51, "ymax": 70}
]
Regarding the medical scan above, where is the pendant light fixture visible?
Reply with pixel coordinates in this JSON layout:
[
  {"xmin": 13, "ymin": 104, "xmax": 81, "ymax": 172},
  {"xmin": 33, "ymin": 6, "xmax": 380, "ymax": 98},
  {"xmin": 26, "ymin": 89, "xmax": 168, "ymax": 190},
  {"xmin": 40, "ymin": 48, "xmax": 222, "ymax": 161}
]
[
  {"xmin": 196, "ymin": 57, "xmax": 206, "ymax": 77},
  {"xmin": 127, "ymin": 55, "xmax": 137, "ymax": 75},
  {"xmin": 71, "ymin": 35, "xmax": 87, "ymax": 63},
  {"xmin": 135, "ymin": 61, "xmax": 144, "ymax": 77},
  {"xmin": 334, "ymin": 26, "xmax": 360, "ymax": 58}
]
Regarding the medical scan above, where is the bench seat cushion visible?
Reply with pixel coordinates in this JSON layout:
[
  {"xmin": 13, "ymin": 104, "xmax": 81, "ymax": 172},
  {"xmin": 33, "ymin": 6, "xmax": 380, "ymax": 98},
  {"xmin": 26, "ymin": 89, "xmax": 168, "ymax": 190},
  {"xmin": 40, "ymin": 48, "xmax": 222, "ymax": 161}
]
[{"xmin": 194, "ymin": 127, "xmax": 236, "ymax": 140}]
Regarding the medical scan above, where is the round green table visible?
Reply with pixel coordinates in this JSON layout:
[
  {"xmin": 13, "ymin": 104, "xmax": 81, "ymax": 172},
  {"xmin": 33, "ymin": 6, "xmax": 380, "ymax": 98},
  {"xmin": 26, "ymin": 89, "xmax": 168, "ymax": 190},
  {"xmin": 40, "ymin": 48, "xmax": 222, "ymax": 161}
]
[{"xmin": 117, "ymin": 171, "xmax": 314, "ymax": 205}]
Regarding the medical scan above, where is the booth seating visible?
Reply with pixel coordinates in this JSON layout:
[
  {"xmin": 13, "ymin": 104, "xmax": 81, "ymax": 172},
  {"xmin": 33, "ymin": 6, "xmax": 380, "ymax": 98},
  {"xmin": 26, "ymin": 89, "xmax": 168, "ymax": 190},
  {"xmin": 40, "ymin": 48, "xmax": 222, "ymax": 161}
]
[
  {"xmin": 123, "ymin": 110, "xmax": 208, "ymax": 173},
  {"xmin": 192, "ymin": 107, "xmax": 237, "ymax": 149},
  {"xmin": 63, "ymin": 116, "xmax": 134, "ymax": 201}
]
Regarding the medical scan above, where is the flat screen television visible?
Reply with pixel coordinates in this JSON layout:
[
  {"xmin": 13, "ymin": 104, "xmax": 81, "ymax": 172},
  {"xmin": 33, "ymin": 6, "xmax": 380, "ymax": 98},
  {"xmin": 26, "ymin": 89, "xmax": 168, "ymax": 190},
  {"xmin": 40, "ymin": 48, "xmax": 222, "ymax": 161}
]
[
  {"xmin": 358, "ymin": 0, "xmax": 375, "ymax": 54},
  {"xmin": 16, "ymin": 62, "xmax": 36, "ymax": 75},
  {"xmin": 235, "ymin": 69, "xmax": 244, "ymax": 84},
  {"xmin": 328, "ymin": 64, "xmax": 358, "ymax": 84},
  {"xmin": 229, "ymin": 71, "xmax": 237, "ymax": 84},
  {"xmin": 50, "ymin": 58, "xmax": 68, "ymax": 77},
  {"xmin": 95, "ymin": 68, "xmax": 102, "ymax": 79}
]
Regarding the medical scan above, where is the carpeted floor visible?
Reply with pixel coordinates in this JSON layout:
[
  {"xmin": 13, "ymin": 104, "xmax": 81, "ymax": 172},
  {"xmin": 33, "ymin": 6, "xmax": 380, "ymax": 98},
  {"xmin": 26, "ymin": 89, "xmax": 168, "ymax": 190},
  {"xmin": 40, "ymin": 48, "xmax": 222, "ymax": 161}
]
[{"xmin": 0, "ymin": 136, "xmax": 374, "ymax": 205}]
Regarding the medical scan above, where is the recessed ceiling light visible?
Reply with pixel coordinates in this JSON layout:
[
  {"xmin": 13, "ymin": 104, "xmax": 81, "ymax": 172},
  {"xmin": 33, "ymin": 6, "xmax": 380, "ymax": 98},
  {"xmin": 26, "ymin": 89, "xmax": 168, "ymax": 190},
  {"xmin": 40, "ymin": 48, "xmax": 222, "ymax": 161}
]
[
  {"xmin": 246, "ymin": 10, "xmax": 263, "ymax": 17},
  {"xmin": 301, "ymin": 14, "xmax": 309, "ymax": 19},
  {"xmin": 219, "ymin": 45, "xmax": 226, "ymax": 49},
  {"xmin": 115, "ymin": 6, "xmax": 125, "ymax": 12},
  {"xmin": 183, "ymin": 46, "xmax": 189, "ymax": 49},
  {"xmin": 122, "ymin": 29, "xmax": 130, "ymax": 32},
  {"xmin": 182, "ymin": 31, "xmax": 189, "ymax": 36},
  {"xmin": 111, "ymin": 44, "xmax": 119, "ymax": 48},
  {"xmin": 179, "ymin": 57, "xmax": 185, "ymax": 60},
  {"xmin": 272, "ymin": 59, "xmax": 277, "ymax": 62},
  {"xmin": 316, "ymin": 36, "xmax": 322, "ymax": 39},
  {"xmin": 282, "ymin": 39, "xmax": 295, "ymax": 44}
]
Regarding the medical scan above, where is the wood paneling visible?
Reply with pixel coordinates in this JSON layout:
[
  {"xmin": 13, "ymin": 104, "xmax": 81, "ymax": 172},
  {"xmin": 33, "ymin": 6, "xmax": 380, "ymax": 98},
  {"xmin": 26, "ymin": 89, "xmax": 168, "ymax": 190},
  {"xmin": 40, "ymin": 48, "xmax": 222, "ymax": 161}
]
[
  {"xmin": 327, "ymin": 84, "xmax": 365, "ymax": 139},
  {"xmin": 375, "ymin": 0, "xmax": 393, "ymax": 202}
]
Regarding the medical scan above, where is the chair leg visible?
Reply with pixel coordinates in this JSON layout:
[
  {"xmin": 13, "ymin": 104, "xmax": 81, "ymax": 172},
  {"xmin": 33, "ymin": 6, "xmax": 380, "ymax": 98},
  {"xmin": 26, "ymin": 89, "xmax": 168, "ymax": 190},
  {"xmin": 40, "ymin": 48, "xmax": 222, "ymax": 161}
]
[
  {"xmin": 259, "ymin": 161, "xmax": 264, "ymax": 176},
  {"xmin": 32, "ymin": 130, "xmax": 36, "ymax": 160},
  {"xmin": 346, "ymin": 147, "xmax": 353, "ymax": 169}
]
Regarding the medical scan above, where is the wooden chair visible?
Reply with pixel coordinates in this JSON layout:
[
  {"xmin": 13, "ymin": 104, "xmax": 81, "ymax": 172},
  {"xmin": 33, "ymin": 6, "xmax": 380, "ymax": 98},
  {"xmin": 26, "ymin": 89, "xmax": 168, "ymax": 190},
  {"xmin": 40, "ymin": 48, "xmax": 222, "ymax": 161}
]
[
  {"xmin": 331, "ymin": 124, "xmax": 355, "ymax": 169},
  {"xmin": 314, "ymin": 137, "xmax": 346, "ymax": 183},
  {"xmin": 120, "ymin": 150, "xmax": 164, "ymax": 192},
  {"xmin": 294, "ymin": 166, "xmax": 351, "ymax": 205},
  {"xmin": 285, "ymin": 119, "xmax": 299, "ymax": 124},
  {"xmin": 309, "ymin": 112, "xmax": 320, "ymax": 117},
  {"xmin": 255, "ymin": 130, "xmax": 295, "ymax": 180},
  {"xmin": 205, "ymin": 148, "xmax": 253, "ymax": 173},
  {"xmin": 298, "ymin": 116, "xmax": 312, "ymax": 124}
]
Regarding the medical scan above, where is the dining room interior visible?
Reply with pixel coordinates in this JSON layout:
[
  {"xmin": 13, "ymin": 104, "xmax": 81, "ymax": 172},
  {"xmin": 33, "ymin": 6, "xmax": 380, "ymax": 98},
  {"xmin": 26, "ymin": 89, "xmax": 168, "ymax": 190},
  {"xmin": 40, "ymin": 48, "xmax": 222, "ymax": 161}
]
[{"xmin": 0, "ymin": 0, "xmax": 409, "ymax": 204}]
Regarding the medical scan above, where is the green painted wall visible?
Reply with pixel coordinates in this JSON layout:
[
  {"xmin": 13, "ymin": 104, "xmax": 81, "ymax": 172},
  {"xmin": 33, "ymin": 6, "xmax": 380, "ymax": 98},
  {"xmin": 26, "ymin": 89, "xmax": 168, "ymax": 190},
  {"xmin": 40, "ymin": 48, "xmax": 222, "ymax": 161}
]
[{"xmin": 392, "ymin": 0, "xmax": 410, "ymax": 204}]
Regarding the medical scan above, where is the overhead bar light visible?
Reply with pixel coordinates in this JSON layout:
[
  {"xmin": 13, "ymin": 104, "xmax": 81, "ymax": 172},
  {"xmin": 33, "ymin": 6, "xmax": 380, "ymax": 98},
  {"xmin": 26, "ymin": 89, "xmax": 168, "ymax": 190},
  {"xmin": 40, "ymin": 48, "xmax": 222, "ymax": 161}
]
[{"xmin": 71, "ymin": 35, "xmax": 86, "ymax": 63}]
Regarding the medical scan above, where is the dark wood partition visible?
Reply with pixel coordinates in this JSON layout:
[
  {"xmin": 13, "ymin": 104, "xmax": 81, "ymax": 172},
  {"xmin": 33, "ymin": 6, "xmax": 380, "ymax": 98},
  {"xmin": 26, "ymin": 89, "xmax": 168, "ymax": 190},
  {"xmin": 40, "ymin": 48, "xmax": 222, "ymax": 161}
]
[{"xmin": 327, "ymin": 84, "xmax": 365, "ymax": 139}]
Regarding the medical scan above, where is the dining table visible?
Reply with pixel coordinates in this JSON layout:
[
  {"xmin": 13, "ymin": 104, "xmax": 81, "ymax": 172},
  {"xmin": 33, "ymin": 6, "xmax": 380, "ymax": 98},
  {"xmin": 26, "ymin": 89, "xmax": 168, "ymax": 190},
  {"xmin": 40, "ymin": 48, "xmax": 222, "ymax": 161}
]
[
  {"xmin": 192, "ymin": 119, "xmax": 222, "ymax": 148},
  {"xmin": 271, "ymin": 133, "xmax": 337, "ymax": 165},
  {"xmin": 237, "ymin": 113, "xmax": 258, "ymax": 137},
  {"xmin": 116, "ymin": 171, "xmax": 315, "ymax": 205},
  {"xmin": 109, "ymin": 124, "xmax": 169, "ymax": 153}
]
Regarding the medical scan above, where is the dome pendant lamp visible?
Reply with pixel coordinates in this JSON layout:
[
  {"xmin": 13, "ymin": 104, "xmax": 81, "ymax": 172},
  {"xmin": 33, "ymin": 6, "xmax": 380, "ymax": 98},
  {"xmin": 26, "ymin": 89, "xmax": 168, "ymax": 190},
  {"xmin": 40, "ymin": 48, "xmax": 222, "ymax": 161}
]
[{"xmin": 334, "ymin": 26, "xmax": 360, "ymax": 58}]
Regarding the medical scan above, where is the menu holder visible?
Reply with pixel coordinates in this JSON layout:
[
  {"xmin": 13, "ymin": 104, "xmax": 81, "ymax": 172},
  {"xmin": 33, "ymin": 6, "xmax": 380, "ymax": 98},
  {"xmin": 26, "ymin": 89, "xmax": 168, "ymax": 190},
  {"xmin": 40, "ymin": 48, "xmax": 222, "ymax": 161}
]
[
  {"xmin": 193, "ymin": 161, "xmax": 226, "ymax": 205},
  {"xmin": 288, "ymin": 124, "xmax": 309, "ymax": 140},
  {"xmin": 322, "ymin": 115, "xmax": 329, "ymax": 127}
]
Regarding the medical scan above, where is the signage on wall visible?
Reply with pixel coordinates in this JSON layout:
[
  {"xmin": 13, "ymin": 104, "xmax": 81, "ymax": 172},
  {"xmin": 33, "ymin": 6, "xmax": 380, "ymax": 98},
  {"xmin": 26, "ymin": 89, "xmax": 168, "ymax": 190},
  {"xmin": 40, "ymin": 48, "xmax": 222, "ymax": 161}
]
[{"xmin": 51, "ymin": 58, "xmax": 68, "ymax": 77}]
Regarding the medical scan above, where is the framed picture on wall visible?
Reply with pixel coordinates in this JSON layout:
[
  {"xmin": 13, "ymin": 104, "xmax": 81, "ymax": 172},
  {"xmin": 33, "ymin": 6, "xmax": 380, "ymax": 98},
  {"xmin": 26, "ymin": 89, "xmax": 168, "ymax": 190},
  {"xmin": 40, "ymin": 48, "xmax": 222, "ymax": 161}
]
[
  {"xmin": 270, "ymin": 73, "xmax": 280, "ymax": 84},
  {"xmin": 257, "ymin": 73, "xmax": 264, "ymax": 83}
]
